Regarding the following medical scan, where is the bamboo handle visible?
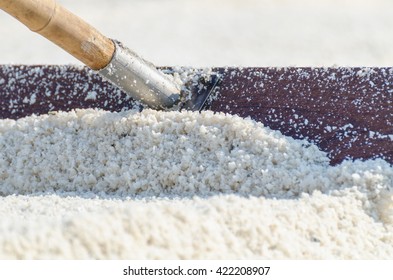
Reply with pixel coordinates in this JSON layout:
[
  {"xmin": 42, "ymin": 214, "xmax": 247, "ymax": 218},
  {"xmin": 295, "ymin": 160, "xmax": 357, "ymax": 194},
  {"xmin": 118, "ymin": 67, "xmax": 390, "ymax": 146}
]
[{"xmin": 0, "ymin": 0, "xmax": 115, "ymax": 70}]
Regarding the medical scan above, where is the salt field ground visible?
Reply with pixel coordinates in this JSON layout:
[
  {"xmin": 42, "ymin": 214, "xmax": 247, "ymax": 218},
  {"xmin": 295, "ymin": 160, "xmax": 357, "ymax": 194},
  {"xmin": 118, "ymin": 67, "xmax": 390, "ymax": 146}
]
[{"xmin": 0, "ymin": 0, "xmax": 392, "ymax": 259}]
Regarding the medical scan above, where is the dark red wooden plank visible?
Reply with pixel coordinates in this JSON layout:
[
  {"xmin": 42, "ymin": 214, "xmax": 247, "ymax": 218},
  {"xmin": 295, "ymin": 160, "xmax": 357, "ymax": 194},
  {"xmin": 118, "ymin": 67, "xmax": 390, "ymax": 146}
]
[
  {"xmin": 0, "ymin": 65, "xmax": 392, "ymax": 165},
  {"xmin": 210, "ymin": 67, "xmax": 392, "ymax": 165},
  {"xmin": 0, "ymin": 65, "xmax": 139, "ymax": 118}
]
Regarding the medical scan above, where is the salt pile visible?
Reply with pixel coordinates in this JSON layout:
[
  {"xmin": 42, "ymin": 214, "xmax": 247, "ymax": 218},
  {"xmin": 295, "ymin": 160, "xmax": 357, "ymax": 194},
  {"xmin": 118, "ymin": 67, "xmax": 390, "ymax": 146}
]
[{"xmin": 0, "ymin": 109, "xmax": 392, "ymax": 259}]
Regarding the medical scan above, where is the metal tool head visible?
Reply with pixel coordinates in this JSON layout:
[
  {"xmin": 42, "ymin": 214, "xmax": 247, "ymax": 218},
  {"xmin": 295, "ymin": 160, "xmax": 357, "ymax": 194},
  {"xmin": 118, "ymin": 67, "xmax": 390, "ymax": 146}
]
[
  {"xmin": 98, "ymin": 41, "xmax": 221, "ymax": 112},
  {"xmin": 179, "ymin": 73, "xmax": 221, "ymax": 111}
]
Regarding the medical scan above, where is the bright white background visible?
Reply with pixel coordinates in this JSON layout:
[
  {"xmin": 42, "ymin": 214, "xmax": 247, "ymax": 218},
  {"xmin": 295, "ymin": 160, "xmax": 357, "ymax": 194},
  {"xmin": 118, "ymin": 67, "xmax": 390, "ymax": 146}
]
[{"xmin": 0, "ymin": 0, "xmax": 392, "ymax": 67}]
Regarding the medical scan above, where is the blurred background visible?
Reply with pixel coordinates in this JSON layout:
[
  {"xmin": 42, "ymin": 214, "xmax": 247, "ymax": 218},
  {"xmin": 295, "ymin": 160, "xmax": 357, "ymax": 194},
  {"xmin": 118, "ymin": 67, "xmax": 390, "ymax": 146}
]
[{"xmin": 0, "ymin": 0, "xmax": 392, "ymax": 67}]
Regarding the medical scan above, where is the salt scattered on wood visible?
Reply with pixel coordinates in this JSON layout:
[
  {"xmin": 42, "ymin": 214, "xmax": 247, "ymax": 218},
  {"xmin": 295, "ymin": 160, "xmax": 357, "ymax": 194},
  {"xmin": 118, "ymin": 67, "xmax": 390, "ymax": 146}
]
[{"xmin": 84, "ymin": 91, "xmax": 97, "ymax": 101}]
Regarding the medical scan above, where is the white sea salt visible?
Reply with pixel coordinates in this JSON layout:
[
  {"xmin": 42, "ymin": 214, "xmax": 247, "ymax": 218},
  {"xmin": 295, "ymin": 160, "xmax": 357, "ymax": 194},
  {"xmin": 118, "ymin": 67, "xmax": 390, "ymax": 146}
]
[
  {"xmin": 0, "ymin": 109, "xmax": 392, "ymax": 259},
  {"xmin": 1, "ymin": 0, "xmax": 393, "ymax": 258},
  {"xmin": 85, "ymin": 91, "xmax": 97, "ymax": 101}
]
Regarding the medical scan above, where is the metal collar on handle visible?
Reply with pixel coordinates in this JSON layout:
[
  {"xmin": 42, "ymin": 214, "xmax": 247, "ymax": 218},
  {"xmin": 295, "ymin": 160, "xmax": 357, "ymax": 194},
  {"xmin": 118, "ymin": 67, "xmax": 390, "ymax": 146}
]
[{"xmin": 98, "ymin": 41, "xmax": 180, "ymax": 109}]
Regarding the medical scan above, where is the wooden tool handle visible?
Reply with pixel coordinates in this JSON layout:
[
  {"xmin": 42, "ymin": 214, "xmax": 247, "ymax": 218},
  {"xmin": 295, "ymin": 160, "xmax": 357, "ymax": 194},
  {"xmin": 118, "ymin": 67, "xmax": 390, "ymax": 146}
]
[{"xmin": 0, "ymin": 0, "xmax": 115, "ymax": 70}]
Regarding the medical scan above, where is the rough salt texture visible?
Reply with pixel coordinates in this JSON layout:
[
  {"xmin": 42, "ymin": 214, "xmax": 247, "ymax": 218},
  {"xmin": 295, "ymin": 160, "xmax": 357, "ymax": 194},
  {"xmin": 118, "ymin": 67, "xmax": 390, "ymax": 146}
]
[
  {"xmin": 0, "ymin": 109, "xmax": 392, "ymax": 259},
  {"xmin": 0, "ymin": 193, "xmax": 392, "ymax": 260}
]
